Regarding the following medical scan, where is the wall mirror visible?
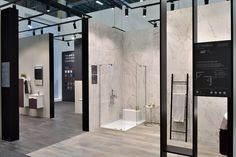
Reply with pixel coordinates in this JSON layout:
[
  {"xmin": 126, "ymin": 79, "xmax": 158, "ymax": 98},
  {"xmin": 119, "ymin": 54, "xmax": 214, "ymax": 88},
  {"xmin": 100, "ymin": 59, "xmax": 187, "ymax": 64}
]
[{"xmin": 34, "ymin": 66, "xmax": 43, "ymax": 86}]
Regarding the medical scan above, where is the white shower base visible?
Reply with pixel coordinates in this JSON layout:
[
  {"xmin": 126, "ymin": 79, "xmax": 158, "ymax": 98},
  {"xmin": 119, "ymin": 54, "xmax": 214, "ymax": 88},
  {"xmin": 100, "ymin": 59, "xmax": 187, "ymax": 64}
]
[{"xmin": 101, "ymin": 119, "xmax": 145, "ymax": 131}]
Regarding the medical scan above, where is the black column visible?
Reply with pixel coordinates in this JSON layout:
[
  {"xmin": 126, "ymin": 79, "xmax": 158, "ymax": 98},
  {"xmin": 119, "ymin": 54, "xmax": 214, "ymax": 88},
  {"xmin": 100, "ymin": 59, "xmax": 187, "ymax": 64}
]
[
  {"xmin": 82, "ymin": 18, "xmax": 89, "ymax": 132},
  {"xmin": 160, "ymin": 0, "xmax": 167, "ymax": 157},
  {"xmin": 192, "ymin": 0, "xmax": 198, "ymax": 157},
  {"xmin": 1, "ymin": 8, "xmax": 19, "ymax": 141},
  {"xmin": 49, "ymin": 33, "xmax": 54, "ymax": 118}
]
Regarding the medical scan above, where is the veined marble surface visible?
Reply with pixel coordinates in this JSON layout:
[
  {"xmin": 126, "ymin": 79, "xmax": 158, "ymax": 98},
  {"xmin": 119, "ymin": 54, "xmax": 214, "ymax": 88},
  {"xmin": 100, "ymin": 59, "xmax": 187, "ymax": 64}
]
[{"xmin": 89, "ymin": 1, "xmax": 230, "ymax": 150}]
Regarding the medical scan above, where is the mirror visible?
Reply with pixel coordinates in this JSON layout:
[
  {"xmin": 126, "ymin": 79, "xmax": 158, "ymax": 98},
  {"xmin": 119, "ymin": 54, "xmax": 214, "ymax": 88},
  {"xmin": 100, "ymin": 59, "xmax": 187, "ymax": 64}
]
[{"xmin": 34, "ymin": 66, "xmax": 43, "ymax": 86}]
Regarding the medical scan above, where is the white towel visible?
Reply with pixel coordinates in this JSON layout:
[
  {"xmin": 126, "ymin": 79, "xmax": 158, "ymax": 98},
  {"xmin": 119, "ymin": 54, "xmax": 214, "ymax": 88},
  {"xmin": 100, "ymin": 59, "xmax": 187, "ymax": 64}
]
[{"xmin": 172, "ymin": 93, "xmax": 186, "ymax": 123}]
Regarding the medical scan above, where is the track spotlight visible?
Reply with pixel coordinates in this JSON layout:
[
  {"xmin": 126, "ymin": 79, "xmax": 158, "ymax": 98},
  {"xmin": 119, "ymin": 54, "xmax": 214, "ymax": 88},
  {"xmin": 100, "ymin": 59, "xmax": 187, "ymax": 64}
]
[
  {"xmin": 41, "ymin": 29, "xmax": 43, "ymax": 35},
  {"xmin": 62, "ymin": 36, "xmax": 65, "ymax": 41},
  {"xmin": 33, "ymin": 30, "xmax": 35, "ymax": 36},
  {"xmin": 73, "ymin": 22, "xmax": 77, "ymax": 29},
  {"xmin": 154, "ymin": 22, "xmax": 157, "ymax": 28},
  {"xmin": 125, "ymin": 7, "xmax": 129, "ymax": 17},
  {"xmin": 46, "ymin": 5, "xmax": 50, "ymax": 12},
  {"xmin": 12, "ymin": 3, "xmax": 16, "ymax": 9},
  {"xmin": 143, "ymin": 7, "xmax": 147, "ymax": 17},
  {"xmin": 170, "ymin": 2, "xmax": 175, "ymax": 11},
  {"xmin": 72, "ymin": 35, "xmax": 75, "ymax": 40},
  {"xmin": 204, "ymin": 0, "xmax": 209, "ymax": 5},
  {"xmin": 58, "ymin": 25, "xmax": 61, "ymax": 32},
  {"xmin": 67, "ymin": 41, "xmax": 70, "ymax": 47},
  {"xmin": 28, "ymin": 19, "xmax": 32, "ymax": 29}
]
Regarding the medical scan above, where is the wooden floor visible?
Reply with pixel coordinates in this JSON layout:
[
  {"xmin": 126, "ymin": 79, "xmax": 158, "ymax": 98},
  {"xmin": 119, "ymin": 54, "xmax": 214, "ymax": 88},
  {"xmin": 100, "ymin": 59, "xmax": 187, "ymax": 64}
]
[
  {"xmin": 28, "ymin": 124, "xmax": 224, "ymax": 157},
  {"xmin": 0, "ymin": 102, "xmax": 83, "ymax": 155}
]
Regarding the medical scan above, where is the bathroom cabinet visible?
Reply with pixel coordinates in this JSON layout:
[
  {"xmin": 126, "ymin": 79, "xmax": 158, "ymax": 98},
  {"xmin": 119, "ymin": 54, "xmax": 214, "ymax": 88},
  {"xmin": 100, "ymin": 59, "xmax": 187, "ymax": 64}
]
[{"xmin": 29, "ymin": 94, "xmax": 44, "ymax": 109}]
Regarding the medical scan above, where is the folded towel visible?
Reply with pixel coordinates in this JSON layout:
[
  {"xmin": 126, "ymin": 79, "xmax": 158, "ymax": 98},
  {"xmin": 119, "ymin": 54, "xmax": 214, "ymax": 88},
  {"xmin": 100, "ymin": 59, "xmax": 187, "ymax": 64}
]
[{"xmin": 172, "ymin": 93, "xmax": 186, "ymax": 123}]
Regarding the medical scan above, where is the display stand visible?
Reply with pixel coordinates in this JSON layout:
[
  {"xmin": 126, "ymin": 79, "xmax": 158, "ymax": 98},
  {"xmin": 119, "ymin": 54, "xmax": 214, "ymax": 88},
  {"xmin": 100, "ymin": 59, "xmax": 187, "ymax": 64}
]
[{"xmin": 169, "ymin": 74, "xmax": 189, "ymax": 142}]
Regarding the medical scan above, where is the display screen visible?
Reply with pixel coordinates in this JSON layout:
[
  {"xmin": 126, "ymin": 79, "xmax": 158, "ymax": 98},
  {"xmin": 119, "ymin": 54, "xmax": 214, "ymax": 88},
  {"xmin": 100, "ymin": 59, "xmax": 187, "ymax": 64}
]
[{"xmin": 194, "ymin": 40, "xmax": 231, "ymax": 97}]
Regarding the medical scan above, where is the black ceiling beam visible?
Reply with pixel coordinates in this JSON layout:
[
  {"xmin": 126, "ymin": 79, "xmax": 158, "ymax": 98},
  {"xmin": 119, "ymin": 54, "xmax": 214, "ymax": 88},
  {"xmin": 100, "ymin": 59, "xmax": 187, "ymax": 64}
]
[
  {"xmin": 121, "ymin": 0, "xmax": 179, "ymax": 9},
  {"xmin": 35, "ymin": 0, "xmax": 92, "ymax": 18},
  {"xmin": 148, "ymin": 19, "xmax": 160, "ymax": 24},
  {"xmin": 19, "ymin": 9, "xmax": 58, "ymax": 21},
  {"xmin": 107, "ymin": 0, "xmax": 122, "ymax": 9},
  {"xmin": 19, "ymin": 16, "xmax": 49, "ymax": 26},
  {"xmin": 0, "ymin": 0, "xmax": 21, "ymax": 8},
  {"xmin": 54, "ymin": 31, "xmax": 82, "ymax": 38},
  {"xmin": 19, "ymin": 18, "xmax": 82, "ymax": 33}
]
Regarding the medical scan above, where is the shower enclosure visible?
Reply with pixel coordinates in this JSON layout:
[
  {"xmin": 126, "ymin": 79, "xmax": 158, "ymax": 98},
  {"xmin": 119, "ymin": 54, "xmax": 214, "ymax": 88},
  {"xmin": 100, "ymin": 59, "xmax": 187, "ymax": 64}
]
[{"xmin": 99, "ymin": 64, "xmax": 147, "ymax": 131}]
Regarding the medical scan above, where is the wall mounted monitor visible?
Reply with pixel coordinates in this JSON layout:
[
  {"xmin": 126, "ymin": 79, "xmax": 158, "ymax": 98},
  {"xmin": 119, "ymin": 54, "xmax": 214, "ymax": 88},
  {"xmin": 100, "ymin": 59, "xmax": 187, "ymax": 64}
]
[
  {"xmin": 34, "ymin": 66, "xmax": 43, "ymax": 86},
  {"xmin": 194, "ymin": 40, "xmax": 231, "ymax": 97}
]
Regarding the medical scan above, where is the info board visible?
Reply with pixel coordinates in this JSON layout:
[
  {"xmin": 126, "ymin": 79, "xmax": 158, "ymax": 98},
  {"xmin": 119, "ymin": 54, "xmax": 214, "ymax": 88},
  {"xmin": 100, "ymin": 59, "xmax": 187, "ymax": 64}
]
[{"xmin": 194, "ymin": 40, "xmax": 231, "ymax": 97}]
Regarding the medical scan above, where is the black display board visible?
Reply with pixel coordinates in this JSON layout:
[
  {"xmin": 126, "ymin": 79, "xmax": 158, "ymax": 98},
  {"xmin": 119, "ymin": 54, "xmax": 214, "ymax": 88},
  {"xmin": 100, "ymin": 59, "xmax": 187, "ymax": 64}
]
[
  {"xmin": 194, "ymin": 40, "xmax": 231, "ymax": 97},
  {"xmin": 62, "ymin": 51, "xmax": 75, "ymax": 102}
]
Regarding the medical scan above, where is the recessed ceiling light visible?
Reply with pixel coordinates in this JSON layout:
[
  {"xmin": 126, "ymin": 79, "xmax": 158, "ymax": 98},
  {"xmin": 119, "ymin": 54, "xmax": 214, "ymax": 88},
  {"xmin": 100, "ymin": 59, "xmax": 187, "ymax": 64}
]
[{"xmin": 96, "ymin": 1, "xmax": 104, "ymax": 5}]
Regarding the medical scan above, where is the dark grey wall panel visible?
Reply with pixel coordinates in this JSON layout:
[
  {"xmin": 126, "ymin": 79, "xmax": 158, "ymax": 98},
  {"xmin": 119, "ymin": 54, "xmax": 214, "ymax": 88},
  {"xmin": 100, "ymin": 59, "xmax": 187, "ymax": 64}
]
[
  {"xmin": 1, "ymin": 7, "xmax": 19, "ymax": 141},
  {"xmin": 75, "ymin": 39, "xmax": 82, "ymax": 80}
]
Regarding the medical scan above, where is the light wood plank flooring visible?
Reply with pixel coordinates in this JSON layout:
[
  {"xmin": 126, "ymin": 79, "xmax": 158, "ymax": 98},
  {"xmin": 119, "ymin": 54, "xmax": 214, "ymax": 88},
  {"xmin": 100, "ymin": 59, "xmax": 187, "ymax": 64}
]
[{"xmin": 28, "ymin": 124, "xmax": 225, "ymax": 157}]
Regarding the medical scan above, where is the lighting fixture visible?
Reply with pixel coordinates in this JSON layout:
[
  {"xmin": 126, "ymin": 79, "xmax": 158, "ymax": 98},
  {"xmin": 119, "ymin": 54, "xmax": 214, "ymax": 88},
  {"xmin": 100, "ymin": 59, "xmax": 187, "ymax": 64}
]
[
  {"xmin": 143, "ymin": 7, "xmax": 147, "ymax": 17},
  {"xmin": 170, "ymin": 2, "xmax": 175, "ymax": 11},
  {"xmin": 62, "ymin": 36, "xmax": 65, "ymax": 41},
  {"xmin": 67, "ymin": 41, "xmax": 70, "ymax": 46},
  {"xmin": 73, "ymin": 22, "xmax": 77, "ymax": 29},
  {"xmin": 12, "ymin": 3, "xmax": 16, "ymax": 9},
  {"xmin": 33, "ymin": 30, "xmax": 35, "ymax": 36},
  {"xmin": 125, "ymin": 7, "xmax": 129, "ymax": 17},
  {"xmin": 58, "ymin": 25, "xmax": 61, "ymax": 32},
  {"xmin": 72, "ymin": 35, "xmax": 75, "ymax": 40},
  {"xmin": 28, "ymin": 19, "xmax": 32, "ymax": 29},
  {"xmin": 204, "ymin": 0, "xmax": 209, "ymax": 5},
  {"xmin": 41, "ymin": 29, "xmax": 43, "ymax": 35},
  {"xmin": 96, "ymin": 0, "xmax": 104, "ymax": 5},
  {"xmin": 46, "ymin": 5, "xmax": 50, "ymax": 12},
  {"xmin": 154, "ymin": 22, "xmax": 157, "ymax": 28}
]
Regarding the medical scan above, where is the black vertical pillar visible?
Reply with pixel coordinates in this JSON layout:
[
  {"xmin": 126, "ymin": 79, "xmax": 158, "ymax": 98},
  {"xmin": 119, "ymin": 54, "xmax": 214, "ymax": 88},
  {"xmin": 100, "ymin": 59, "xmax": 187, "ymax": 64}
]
[
  {"xmin": 160, "ymin": 0, "xmax": 167, "ymax": 157},
  {"xmin": 192, "ymin": 0, "xmax": 198, "ymax": 157},
  {"xmin": 1, "ymin": 8, "xmax": 19, "ymax": 141},
  {"xmin": 230, "ymin": 1, "xmax": 234, "ymax": 157},
  {"xmin": 49, "ymin": 33, "xmax": 54, "ymax": 118},
  {"xmin": 82, "ymin": 18, "xmax": 89, "ymax": 132}
]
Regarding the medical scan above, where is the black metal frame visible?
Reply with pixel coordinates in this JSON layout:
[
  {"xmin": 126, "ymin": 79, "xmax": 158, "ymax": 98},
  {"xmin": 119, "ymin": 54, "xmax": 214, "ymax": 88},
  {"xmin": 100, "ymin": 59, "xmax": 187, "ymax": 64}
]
[{"xmin": 169, "ymin": 73, "xmax": 189, "ymax": 142}]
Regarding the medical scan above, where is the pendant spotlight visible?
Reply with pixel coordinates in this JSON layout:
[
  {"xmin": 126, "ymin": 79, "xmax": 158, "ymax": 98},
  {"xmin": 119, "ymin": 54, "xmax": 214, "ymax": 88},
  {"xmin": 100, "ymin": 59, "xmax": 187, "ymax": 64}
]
[
  {"xmin": 154, "ymin": 22, "xmax": 157, "ymax": 28},
  {"xmin": 73, "ymin": 22, "xmax": 77, "ymax": 29},
  {"xmin": 58, "ymin": 25, "xmax": 61, "ymax": 32},
  {"xmin": 170, "ymin": 1, "xmax": 175, "ymax": 11},
  {"xmin": 46, "ymin": 5, "xmax": 50, "ymax": 12},
  {"xmin": 33, "ymin": 30, "xmax": 35, "ymax": 36},
  {"xmin": 125, "ymin": 7, "xmax": 129, "ymax": 17},
  {"xmin": 204, "ymin": 0, "xmax": 209, "ymax": 5},
  {"xmin": 67, "ymin": 41, "xmax": 70, "ymax": 47},
  {"xmin": 28, "ymin": 19, "xmax": 32, "ymax": 28},
  {"xmin": 41, "ymin": 29, "xmax": 43, "ymax": 35},
  {"xmin": 143, "ymin": 7, "xmax": 147, "ymax": 17}
]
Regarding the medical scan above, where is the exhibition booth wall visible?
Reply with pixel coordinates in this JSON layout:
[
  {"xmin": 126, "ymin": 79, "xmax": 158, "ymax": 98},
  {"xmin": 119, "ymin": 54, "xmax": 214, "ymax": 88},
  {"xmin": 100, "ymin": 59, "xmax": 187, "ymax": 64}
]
[
  {"xmin": 19, "ymin": 34, "xmax": 54, "ymax": 118},
  {"xmin": 89, "ymin": 1, "xmax": 230, "ymax": 148}
]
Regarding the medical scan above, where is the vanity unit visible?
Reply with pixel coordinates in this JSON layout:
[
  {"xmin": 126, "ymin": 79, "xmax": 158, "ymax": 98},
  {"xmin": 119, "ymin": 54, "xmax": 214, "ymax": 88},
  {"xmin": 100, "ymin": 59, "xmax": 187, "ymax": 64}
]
[
  {"xmin": 19, "ymin": 79, "xmax": 44, "ymax": 109},
  {"xmin": 28, "ymin": 94, "xmax": 44, "ymax": 109}
]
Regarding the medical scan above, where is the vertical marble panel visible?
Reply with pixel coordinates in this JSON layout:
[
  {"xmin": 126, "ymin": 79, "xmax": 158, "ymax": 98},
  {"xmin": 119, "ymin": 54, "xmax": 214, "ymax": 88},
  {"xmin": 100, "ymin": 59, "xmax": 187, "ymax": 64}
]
[
  {"xmin": 167, "ymin": 1, "xmax": 230, "ymax": 147},
  {"xmin": 89, "ymin": 20, "xmax": 123, "ymax": 130}
]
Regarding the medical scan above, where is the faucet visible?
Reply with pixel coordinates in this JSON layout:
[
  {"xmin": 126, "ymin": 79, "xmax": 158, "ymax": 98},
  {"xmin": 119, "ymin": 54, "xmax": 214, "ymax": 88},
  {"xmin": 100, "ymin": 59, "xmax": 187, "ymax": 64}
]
[{"xmin": 111, "ymin": 89, "xmax": 117, "ymax": 99}]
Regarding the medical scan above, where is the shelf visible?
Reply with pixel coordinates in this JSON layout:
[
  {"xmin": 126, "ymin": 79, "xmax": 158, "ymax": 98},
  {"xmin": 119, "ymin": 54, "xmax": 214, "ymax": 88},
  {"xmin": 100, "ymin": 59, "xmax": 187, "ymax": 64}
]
[{"xmin": 165, "ymin": 145, "xmax": 193, "ymax": 156}]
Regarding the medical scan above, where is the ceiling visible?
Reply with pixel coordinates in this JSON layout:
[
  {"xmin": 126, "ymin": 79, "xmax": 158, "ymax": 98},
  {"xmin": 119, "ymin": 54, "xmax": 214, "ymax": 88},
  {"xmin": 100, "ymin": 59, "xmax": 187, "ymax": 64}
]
[{"xmin": 67, "ymin": 0, "xmax": 141, "ymax": 14}]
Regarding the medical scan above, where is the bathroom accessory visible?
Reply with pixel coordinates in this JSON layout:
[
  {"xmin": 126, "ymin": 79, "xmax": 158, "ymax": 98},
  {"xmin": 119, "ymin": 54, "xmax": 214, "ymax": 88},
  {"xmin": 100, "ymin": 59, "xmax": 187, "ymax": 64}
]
[
  {"xmin": 169, "ymin": 73, "xmax": 189, "ymax": 142},
  {"xmin": 110, "ymin": 89, "xmax": 117, "ymax": 105}
]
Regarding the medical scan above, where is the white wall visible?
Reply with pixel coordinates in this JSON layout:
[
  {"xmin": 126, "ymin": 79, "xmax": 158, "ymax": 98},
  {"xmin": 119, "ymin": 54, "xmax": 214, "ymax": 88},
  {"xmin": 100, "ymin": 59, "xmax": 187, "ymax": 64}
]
[{"xmin": 19, "ymin": 34, "xmax": 52, "ymax": 118}]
